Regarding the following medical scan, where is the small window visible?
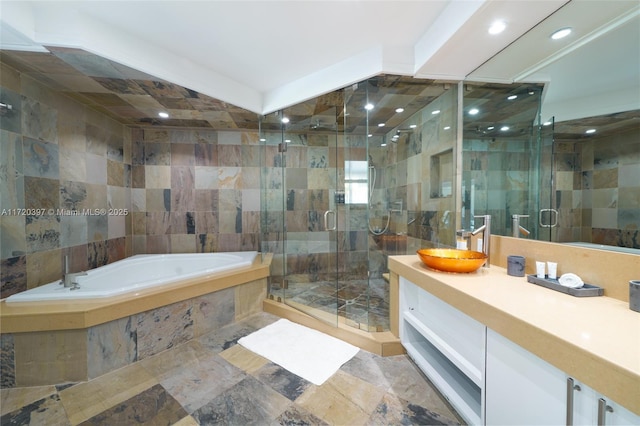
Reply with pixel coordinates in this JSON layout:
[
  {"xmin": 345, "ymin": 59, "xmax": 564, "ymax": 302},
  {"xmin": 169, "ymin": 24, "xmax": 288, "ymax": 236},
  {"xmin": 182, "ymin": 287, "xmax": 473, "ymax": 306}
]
[{"xmin": 344, "ymin": 160, "xmax": 368, "ymax": 204}]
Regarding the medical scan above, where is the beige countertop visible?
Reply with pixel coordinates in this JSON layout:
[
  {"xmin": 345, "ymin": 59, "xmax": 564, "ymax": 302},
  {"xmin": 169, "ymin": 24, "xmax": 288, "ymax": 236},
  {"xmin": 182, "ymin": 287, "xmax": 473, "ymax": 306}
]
[{"xmin": 388, "ymin": 255, "xmax": 640, "ymax": 416}]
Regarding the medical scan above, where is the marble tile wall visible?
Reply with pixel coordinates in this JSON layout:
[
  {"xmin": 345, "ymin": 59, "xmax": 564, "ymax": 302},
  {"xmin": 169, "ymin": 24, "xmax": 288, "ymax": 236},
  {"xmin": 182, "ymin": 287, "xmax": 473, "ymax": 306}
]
[
  {"xmin": 130, "ymin": 128, "xmax": 261, "ymax": 255},
  {"xmin": 555, "ymin": 127, "xmax": 640, "ymax": 248},
  {"xmin": 1, "ymin": 63, "xmax": 131, "ymax": 299}
]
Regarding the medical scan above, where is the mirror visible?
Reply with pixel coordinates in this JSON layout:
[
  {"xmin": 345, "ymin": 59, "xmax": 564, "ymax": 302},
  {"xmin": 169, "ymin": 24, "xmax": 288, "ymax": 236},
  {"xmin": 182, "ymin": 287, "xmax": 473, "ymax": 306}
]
[{"xmin": 464, "ymin": 0, "xmax": 640, "ymax": 251}]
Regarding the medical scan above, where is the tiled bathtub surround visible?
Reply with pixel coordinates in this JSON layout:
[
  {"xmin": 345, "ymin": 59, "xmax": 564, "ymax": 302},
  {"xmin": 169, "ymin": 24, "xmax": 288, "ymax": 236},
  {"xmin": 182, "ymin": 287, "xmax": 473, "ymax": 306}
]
[
  {"xmin": 0, "ymin": 62, "xmax": 131, "ymax": 299},
  {"xmin": 1, "ymin": 61, "xmax": 263, "ymax": 300},
  {"xmin": 130, "ymin": 128, "xmax": 261, "ymax": 255},
  {"xmin": 1, "ymin": 278, "xmax": 266, "ymax": 387}
]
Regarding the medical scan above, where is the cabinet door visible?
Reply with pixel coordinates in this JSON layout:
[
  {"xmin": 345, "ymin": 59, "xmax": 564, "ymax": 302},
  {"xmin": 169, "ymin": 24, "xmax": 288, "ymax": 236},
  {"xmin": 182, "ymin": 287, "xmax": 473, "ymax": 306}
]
[{"xmin": 486, "ymin": 329, "xmax": 566, "ymax": 425}]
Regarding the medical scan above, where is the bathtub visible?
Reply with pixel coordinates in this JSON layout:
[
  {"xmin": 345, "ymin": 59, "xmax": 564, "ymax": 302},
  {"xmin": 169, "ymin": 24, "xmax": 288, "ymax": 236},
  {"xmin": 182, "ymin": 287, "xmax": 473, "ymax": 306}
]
[{"xmin": 5, "ymin": 251, "xmax": 258, "ymax": 303}]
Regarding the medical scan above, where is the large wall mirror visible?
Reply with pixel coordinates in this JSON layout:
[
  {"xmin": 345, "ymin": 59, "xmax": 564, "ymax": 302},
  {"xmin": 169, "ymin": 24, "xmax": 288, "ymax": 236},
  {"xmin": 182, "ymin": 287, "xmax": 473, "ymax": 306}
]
[{"xmin": 463, "ymin": 0, "xmax": 639, "ymax": 252}]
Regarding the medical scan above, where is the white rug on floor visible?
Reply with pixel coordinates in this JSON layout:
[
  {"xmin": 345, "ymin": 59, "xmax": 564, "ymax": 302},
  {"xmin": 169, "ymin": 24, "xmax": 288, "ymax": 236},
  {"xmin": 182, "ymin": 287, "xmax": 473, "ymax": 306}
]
[{"xmin": 238, "ymin": 319, "xmax": 359, "ymax": 385}]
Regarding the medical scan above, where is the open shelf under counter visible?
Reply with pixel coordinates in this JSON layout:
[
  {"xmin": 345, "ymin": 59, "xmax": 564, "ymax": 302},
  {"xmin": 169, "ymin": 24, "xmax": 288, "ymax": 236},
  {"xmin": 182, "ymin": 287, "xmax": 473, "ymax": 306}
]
[{"xmin": 399, "ymin": 276, "xmax": 486, "ymax": 425}]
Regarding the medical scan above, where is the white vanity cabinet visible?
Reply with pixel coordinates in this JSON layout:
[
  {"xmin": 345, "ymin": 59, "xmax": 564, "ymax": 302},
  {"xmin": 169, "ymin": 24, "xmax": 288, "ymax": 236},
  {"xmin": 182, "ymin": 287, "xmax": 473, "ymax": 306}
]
[
  {"xmin": 399, "ymin": 277, "xmax": 486, "ymax": 425},
  {"xmin": 486, "ymin": 328, "xmax": 640, "ymax": 426},
  {"xmin": 485, "ymin": 328, "xmax": 568, "ymax": 425},
  {"xmin": 397, "ymin": 274, "xmax": 639, "ymax": 426}
]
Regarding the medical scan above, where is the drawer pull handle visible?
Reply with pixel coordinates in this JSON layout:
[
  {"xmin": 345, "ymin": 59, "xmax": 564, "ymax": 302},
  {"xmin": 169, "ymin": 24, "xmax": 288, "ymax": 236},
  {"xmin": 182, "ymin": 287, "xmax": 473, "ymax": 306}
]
[
  {"xmin": 597, "ymin": 398, "xmax": 614, "ymax": 426},
  {"xmin": 566, "ymin": 377, "xmax": 581, "ymax": 425}
]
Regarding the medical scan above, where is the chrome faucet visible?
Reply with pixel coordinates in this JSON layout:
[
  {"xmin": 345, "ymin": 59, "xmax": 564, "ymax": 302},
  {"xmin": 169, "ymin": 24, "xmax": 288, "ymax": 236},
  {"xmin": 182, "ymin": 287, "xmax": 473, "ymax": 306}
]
[
  {"xmin": 62, "ymin": 255, "xmax": 87, "ymax": 288},
  {"xmin": 512, "ymin": 214, "xmax": 530, "ymax": 238},
  {"xmin": 471, "ymin": 215, "xmax": 491, "ymax": 268}
]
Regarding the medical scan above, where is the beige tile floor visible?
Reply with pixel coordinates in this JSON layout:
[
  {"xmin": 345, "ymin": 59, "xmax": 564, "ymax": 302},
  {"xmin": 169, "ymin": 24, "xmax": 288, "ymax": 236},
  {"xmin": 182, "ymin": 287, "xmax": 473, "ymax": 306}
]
[{"xmin": 1, "ymin": 312, "xmax": 462, "ymax": 425}]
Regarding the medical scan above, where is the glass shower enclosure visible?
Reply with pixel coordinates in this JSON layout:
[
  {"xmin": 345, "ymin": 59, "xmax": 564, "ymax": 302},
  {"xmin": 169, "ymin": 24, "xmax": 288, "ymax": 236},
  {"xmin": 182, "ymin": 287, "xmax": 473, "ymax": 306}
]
[{"xmin": 261, "ymin": 76, "xmax": 459, "ymax": 332}]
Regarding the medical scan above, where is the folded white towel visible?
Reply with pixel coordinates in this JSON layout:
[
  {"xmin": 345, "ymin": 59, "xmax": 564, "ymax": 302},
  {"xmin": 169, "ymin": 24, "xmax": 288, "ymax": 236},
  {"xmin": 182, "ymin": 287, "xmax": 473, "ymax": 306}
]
[{"xmin": 558, "ymin": 273, "xmax": 584, "ymax": 289}]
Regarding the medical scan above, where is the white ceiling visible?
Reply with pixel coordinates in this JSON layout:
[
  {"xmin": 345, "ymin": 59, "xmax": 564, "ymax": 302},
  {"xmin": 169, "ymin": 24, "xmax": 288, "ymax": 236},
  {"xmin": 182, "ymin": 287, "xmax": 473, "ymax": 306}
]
[
  {"xmin": 468, "ymin": 0, "xmax": 640, "ymax": 123},
  {"xmin": 1, "ymin": 0, "xmax": 638, "ymax": 120}
]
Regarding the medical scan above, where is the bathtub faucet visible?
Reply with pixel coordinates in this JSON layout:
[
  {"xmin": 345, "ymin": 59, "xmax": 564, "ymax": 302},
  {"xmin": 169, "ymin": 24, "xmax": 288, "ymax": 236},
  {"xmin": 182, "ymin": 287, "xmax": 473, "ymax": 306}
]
[
  {"xmin": 62, "ymin": 255, "xmax": 87, "ymax": 288},
  {"xmin": 63, "ymin": 272, "xmax": 87, "ymax": 289}
]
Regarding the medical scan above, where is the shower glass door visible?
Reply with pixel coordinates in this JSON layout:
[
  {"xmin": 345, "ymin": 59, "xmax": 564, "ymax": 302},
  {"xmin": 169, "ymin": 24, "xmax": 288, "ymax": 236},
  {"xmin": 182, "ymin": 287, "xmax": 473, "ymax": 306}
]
[
  {"xmin": 537, "ymin": 118, "xmax": 557, "ymax": 242},
  {"xmin": 277, "ymin": 104, "xmax": 341, "ymax": 327}
]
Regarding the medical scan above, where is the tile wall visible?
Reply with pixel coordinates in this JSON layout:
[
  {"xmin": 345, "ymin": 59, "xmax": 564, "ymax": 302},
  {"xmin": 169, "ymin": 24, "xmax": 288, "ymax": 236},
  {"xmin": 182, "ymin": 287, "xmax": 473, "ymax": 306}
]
[
  {"xmin": 0, "ymin": 62, "xmax": 263, "ymax": 299},
  {"xmin": 462, "ymin": 137, "xmax": 532, "ymax": 237},
  {"xmin": 1, "ymin": 63, "xmax": 131, "ymax": 298},
  {"xmin": 554, "ymin": 126, "xmax": 640, "ymax": 248},
  {"xmin": 130, "ymin": 127, "xmax": 261, "ymax": 255}
]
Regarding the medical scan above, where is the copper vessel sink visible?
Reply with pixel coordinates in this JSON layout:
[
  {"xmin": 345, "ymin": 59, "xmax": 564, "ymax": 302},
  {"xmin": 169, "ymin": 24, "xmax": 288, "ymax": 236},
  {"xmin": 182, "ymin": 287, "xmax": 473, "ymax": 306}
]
[{"xmin": 417, "ymin": 248, "xmax": 487, "ymax": 273}]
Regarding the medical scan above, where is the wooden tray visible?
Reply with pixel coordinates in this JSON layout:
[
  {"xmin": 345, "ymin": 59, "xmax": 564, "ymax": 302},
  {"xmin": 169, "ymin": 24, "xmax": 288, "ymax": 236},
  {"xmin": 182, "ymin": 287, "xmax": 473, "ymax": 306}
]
[{"xmin": 526, "ymin": 274, "xmax": 603, "ymax": 297}]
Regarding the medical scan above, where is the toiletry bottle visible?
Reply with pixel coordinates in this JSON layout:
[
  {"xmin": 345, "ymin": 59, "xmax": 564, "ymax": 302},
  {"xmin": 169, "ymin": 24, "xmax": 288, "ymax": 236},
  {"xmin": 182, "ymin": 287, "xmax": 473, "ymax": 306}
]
[{"xmin": 456, "ymin": 230, "xmax": 470, "ymax": 250}]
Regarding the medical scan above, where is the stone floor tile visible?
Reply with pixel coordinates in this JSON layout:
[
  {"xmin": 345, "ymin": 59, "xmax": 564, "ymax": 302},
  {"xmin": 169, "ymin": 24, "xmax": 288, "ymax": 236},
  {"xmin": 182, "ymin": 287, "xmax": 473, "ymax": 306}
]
[
  {"xmin": 253, "ymin": 362, "xmax": 312, "ymax": 401},
  {"xmin": 219, "ymin": 343, "xmax": 269, "ymax": 374},
  {"xmin": 0, "ymin": 385, "xmax": 57, "ymax": 416},
  {"xmin": 159, "ymin": 352, "xmax": 246, "ymax": 414},
  {"xmin": 340, "ymin": 350, "xmax": 393, "ymax": 390},
  {"xmin": 196, "ymin": 313, "xmax": 276, "ymax": 353},
  {"xmin": 367, "ymin": 392, "xmax": 461, "ymax": 425},
  {"xmin": 78, "ymin": 383, "xmax": 187, "ymax": 425},
  {"xmin": 296, "ymin": 370, "xmax": 386, "ymax": 426},
  {"xmin": 272, "ymin": 404, "xmax": 329, "ymax": 426},
  {"xmin": 172, "ymin": 414, "xmax": 200, "ymax": 426},
  {"xmin": 191, "ymin": 375, "xmax": 291, "ymax": 425},
  {"xmin": 0, "ymin": 392, "xmax": 70, "ymax": 426},
  {"xmin": 58, "ymin": 362, "xmax": 157, "ymax": 425},
  {"xmin": 383, "ymin": 356, "xmax": 458, "ymax": 420}
]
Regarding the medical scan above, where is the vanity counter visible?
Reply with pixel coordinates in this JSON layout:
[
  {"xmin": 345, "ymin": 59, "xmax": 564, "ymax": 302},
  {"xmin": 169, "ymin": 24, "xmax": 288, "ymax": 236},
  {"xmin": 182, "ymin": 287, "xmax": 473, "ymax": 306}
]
[{"xmin": 388, "ymin": 255, "xmax": 640, "ymax": 415}]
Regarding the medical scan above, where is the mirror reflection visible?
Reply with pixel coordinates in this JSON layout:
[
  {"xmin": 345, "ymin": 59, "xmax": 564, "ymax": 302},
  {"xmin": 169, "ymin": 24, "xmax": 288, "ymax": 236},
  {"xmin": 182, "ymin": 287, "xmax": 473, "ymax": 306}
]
[{"xmin": 464, "ymin": 0, "xmax": 640, "ymax": 251}]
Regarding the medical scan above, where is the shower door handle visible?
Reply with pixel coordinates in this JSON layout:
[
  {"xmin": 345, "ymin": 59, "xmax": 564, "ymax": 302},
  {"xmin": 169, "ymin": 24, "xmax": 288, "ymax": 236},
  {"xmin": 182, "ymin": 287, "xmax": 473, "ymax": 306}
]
[
  {"xmin": 324, "ymin": 210, "xmax": 336, "ymax": 231},
  {"xmin": 539, "ymin": 208, "xmax": 558, "ymax": 228}
]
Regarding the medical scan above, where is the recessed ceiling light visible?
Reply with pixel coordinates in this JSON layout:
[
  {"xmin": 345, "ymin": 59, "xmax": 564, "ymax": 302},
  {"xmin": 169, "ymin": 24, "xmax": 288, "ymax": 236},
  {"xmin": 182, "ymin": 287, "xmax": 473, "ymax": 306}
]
[
  {"xmin": 285, "ymin": 139, "xmax": 291, "ymax": 143},
  {"xmin": 469, "ymin": 108, "xmax": 479, "ymax": 115},
  {"xmin": 543, "ymin": 121, "xmax": 552, "ymax": 126},
  {"xmin": 281, "ymin": 117, "xmax": 290, "ymax": 124},
  {"xmin": 585, "ymin": 129, "xmax": 596, "ymax": 134},
  {"xmin": 443, "ymin": 126, "xmax": 451, "ymax": 130},
  {"xmin": 395, "ymin": 107, "xmax": 404, "ymax": 113},
  {"xmin": 409, "ymin": 124, "xmax": 417, "ymax": 128},
  {"xmin": 487, "ymin": 126, "xmax": 495, "ymax": 130},
  {"xmin": 365, "ymin": 103, "xmax": 374, "ymax": 111},
  {"xmin": 507, "ymin": 95, "xmax": 518, "ymax": 100},
  {"xmin": 158, "ymin": 112, "xmax": 169, "ymax": 118},
  {"xmin": 500, "ymin": 126, "xmax": 510, "ymax": 131},
  {"xmin": 259, "ymin": 138, "xmax": 266, "ymax": 142},
  {"xmin": 368, "ymin": 134, "xmax": 373, "ymax": 137},
  {"xmin": 551, "ymin": 27, "xmax": 572, "ymax": 40},
  {"xmin": 381, "ymin": 143, "xmax": 387, "ymax": 147},
  {"xmin": 488, "ymin": 20, "xmax": 507, "ymax": 35},
  {"xmin": 432, "ymin": 110, "xmax": 441, "ymax": 115},
  {"xmin": 378, "ymin": 123, "xmax": 385, "ymax": 127}
]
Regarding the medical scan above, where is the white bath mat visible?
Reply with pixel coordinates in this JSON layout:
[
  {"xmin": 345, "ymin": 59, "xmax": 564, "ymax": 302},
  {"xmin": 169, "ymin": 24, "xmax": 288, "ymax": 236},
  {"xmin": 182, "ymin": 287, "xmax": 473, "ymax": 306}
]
[{"xmin": 238, "ymin": 319, "xmax": 359, "ymax": 385}]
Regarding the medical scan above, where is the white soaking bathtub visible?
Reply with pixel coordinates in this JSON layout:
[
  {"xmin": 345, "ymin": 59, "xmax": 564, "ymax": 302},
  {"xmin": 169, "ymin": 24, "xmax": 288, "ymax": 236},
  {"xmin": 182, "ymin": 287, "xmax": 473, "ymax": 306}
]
[{"xmin": 5, "ymin": 251, "xmax": 258, "ymax": 303}]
